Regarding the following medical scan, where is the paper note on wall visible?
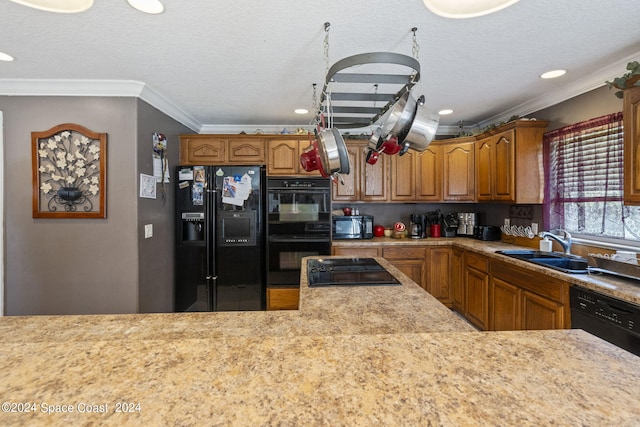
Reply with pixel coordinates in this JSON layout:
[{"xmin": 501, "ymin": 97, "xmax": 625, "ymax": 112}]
[{"xmin": 222, "ymin": 174, "xmax": 252, "ymax": 206}]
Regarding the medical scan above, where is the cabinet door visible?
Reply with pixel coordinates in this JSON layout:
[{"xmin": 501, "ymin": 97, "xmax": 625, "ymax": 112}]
[
  {"xmin": 180, "ymin": 136, "xmax": 226, "ymax": 165},
  {"xmin": 624, "ymin": 86, "xmax": 640, "ymax": 204},
  {"xmin": 475, "ymin": 137, "xmax": 493, "ymax": 201},
  {"xmin": 443, "ymin": 141, "xmax": 475, "ymax": 201},
  {"xmin": 493, "ymin": 130, "xmax": 515, "ymax": 201},
  {"xmin": 391, "ymin": 151, "xmax": 416, "ymax": 200},
  {"xmin": 451, "ymin": 248, "xmax": 464, "ymax": 312},
  {"xmin": 361, "ymin": 150, "xmax": 388, "ymax": 201},
  {"xmin": 267, "ymin": 287, "xmax": 300, "ymax": 310},
  {"xmin": 383, "ymin": 246, "xmax": 427, "ymax": 289},
  {"xmin": 388, "ymin": 260, "xmax": 424, "ymax": 288},
  {"xmin": 227, "ymin": 138, "xmax": 266, "ymax": 164},
  {"xmin": 522, "ymin": 290, "xmax": 564, "ymax": 330},
  {"xmin": 332, "ymin": 143, "xmax": 359, "ymax": 201},
  {"xmin": 415, "ymin": 145, "xmax": 441, "ymax": 201},
  {"xmin": 427, "ymin": 247, "xmax": 452, "ymax": 305},
  {"xmin": 465, "ymin": 266, "xmax": 488, "ymax": 330},
  {"xmin": 267, "ymin": 140, "xmax": 299, "ymax": 175},
  {"xmin": 490, "ymin": 277, "xmax": 521, "ymax": 331}
]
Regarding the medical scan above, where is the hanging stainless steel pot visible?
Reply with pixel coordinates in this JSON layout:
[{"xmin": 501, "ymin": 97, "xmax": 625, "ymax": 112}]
[
  {"xmin": 381, "ymin": 90, "xmax": 417, "ymax": 140},
  {"xmin": 316, "ymin": 128, "xmax": 350, "ymax": 176},
  {"xmin": 398, "ymin": 95, "xmax": 439, "ymax": 155}
]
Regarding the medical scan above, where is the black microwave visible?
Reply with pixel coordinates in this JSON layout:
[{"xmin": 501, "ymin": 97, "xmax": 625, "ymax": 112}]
[{"xmin": 332, "ymin": 215, "xmax": 374, "ymax": 240}]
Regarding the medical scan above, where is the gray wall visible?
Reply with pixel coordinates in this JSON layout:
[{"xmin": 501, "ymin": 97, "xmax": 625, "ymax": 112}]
[
  {"xmin": 533, "ymin": 85, "xmax": 623, "ymax": 131},
  {"xmin": 136, "ymin": 99, "xmax": 188, "ymax": 313},
  {"xmin": 1, "ymin": 96, "xmax": 189, "ymax": 315}
]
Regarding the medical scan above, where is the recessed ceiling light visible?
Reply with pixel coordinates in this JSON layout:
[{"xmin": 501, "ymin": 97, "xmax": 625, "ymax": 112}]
[
  {"xmin": 126, "ymin": 0, "xmax": 164, "ymax": 14},
  {"xmin": 8, "ymin": 0, "xmax": 93, "ymax": 13},
  {"xmin": 423, "ymin": 0, "xmax": 520, "ymax": 19},
  {"xmin": 294, "ymin": 109, "xmax": 309, "ymax": 115},
  {"xmin": 0, "ymin": 51, "xmax": 15, "ymax": 62},
  {"xmin": 540, "ymin": 69, "xmax": 567, "ymax": 79},
  {"xmin": 438, "ymin": 109, "xmax": 453, "ymax": 115}
]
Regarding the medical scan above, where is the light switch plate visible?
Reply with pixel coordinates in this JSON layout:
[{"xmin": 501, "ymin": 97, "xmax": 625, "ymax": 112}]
[{"xmin": 144, "ymin": 224, "xmax": 153, "ymax": 239}]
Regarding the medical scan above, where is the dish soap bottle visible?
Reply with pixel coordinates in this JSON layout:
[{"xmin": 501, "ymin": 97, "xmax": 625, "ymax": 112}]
[{"xmin": 539, "ymin": 237, "xmax": 552, "ymax": 252}]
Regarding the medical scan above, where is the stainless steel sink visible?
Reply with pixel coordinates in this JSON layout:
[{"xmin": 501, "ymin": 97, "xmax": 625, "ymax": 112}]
[{"xmin": 495, "ymin": 250, "xmax": 589, "ymax": 274}]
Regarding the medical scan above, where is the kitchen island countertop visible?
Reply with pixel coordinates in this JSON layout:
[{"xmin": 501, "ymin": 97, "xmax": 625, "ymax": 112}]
[{"xmin": 1, "ymin": 257, "xmax": 639, "ymax": 426}]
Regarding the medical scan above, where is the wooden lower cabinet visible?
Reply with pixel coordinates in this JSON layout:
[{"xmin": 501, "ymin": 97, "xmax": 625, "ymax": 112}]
[
  {"xmin": 464, "ymin": 253, "xmax": 490, "ymax": 330},
  {"xmin": 266, "ymin": 287, "xmax": 300, "ymax": 310},
  {"xmin": 451, "ymin": 248, "xmax": 464, "ymax": 312},
  {"xmin": 383, "ymin": 246, "xmax": 428, "ymax": 290},
  {"xmin": 522, "ymin": 290, "xmax": 564, "ymax": 330},
  {"xmin": 490, "ymin": 277, "xmax": 521, "ymax": 331},
  {"xmin": 490, "ymin": 260, "xmax": 568, "ymax": 330},
  {"xmin": 426, "ymin": 247, "xmax": 452, "ymax": 306}
]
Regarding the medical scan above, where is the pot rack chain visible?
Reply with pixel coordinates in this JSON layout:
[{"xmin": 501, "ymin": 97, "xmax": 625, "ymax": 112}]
[{"xmin": 314, "ymin": 25, "xmax": 422, "ymax": 130}]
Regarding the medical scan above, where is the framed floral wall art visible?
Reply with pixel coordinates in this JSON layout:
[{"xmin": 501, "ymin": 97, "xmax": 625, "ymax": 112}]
[{"xmin": 32, "ymin": 123, "xmax": 107, "ymax": 218}]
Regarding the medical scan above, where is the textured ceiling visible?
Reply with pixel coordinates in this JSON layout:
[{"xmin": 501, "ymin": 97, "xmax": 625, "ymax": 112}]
[{"xmin": 0, "ymin": 0, "xmax": 639, "ymax": 134}]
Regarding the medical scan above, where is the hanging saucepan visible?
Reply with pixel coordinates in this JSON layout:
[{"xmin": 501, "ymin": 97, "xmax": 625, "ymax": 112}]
[
  {"xmin": 300, "ymin": 139, "xmax": 322, "ymax": 173},
  {"xmin": 377, "ymin": 135, "xmax": 402, "ymax": 155},
  {"xmin": 398, "ymin": 95, "xmax": 439, "ymax": 156},
  {"xmin": 381, "ymin": 90, "xmax": 418, "ymax": 141},
  {"xmin": 316, "ymin": 128, "xmax": 350, "ymax": 178}
]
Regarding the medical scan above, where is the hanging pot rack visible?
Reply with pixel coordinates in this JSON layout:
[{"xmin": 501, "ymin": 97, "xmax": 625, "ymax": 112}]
[{"xmin": 315, "ymin": 51, "xmax": 421, "ymax": 130}]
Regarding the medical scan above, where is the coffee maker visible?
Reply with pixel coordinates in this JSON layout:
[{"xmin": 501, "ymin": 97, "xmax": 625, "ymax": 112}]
[{"xmin": 410, "ymin": 214, "xmax": 426, "ymax": 238}]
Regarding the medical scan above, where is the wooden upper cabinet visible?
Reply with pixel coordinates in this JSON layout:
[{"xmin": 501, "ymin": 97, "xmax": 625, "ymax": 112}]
[
  {"xmin": 391, "ymin": 138, "xmax": 474, "ymax": 202},
  {"xmin": 493, "ymin": 130, "xmax": 515, "ymax": 201},
  {"xmin": 390, "ymin": 150, "xmax": 417, "ymax": 201},
  {"xmin": 179, "ymin": 135, "xmax": 266, "ymax": 165},
  {"xmin": 476, "ymin": 130, "xmax": 514, "ymax": 202},
  {"xmin": 624, "ymin": 86, "xmax": 640, "ymax": 204},
  {"xmin": 267, "ymin": 137, "xmax": 320, "ymax": 176},
  {"xmin": 416, "ymin": 145, "xmax": 442, "ymax": 201},
  {"xmin": 442, "ymin": 139, "xmax": 475, "ymax": 201},
  {"xmin": 475, "ymin": 120, "xmax": 548, "ymax": 203},
  {"xmin": 227, "ymin": 138, "xmax": 266, "ymax": 163},
  {"xmin": 333, "ymin": 141, "xmax": 388, "ymax": 202}
]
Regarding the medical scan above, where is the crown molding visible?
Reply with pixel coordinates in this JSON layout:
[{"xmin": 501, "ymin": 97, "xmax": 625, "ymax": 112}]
[{"xmin": 0, "ymin": 79, "xmax": 201, "ymax": 131}]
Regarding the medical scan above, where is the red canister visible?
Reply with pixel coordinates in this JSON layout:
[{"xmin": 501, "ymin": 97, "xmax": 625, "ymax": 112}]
[{"xmin": 430, "ymin": 224, "xmax": 441, "ymax": 238}]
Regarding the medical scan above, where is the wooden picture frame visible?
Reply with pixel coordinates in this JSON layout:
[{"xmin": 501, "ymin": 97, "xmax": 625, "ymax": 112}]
[{"xmin": 32, "ymin": 123, "xmax": 107, "ymax": 218}]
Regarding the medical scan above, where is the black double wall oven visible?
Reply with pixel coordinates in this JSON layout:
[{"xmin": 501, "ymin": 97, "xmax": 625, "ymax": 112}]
[{"xmin": 267, "ymin": 177, "xmax": 332, "ymax": 289}]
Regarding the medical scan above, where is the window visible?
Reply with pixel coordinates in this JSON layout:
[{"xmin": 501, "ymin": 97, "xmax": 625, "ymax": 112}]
[{"xmin": 543, "ymin": 112, "xmax": 640, "ymax": 242}]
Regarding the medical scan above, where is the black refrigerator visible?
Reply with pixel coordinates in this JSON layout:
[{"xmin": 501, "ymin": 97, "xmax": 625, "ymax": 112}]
[{"xmin": 175, "ymin": 165, "xmax": 266, "ymax": 312}]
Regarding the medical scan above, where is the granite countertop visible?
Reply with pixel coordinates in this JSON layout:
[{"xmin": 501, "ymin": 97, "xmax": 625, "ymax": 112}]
[
  {"xmin": 1, "ymin": 257, "xmax": 639, "ymax": 426},
  {"xmin": 333, "ymin": 237, "xmax": 640, "ymax": 305}
]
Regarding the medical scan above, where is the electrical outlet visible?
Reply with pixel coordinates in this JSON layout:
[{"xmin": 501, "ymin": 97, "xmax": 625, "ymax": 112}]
[{"xmin": 144, "ymin": 224, "xmax": 153, "ymax": 239}]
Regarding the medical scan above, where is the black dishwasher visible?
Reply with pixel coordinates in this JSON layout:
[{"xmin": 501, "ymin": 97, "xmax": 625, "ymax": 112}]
[{"xmin": 570, "ymin": 286, "xmax": 640, "ymax": 356}]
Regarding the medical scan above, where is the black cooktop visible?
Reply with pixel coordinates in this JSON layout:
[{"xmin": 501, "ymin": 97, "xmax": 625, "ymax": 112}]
[{"xmin": 307, "ymin": 258, "xmax": 402, "ymax": 287}]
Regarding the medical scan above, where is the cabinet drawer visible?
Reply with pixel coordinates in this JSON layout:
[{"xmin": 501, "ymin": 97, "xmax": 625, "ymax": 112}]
[
  {"xmin": 491, "ymin": 260, "xmax": 567, "ymax": 304},
  {"xmin": 332, "ymin": 246, "xmax": 381, "ymax": 257},
  {"xmin": 465, "ymin": 252, "xmax": 489, "ymax": 272},
  {"xmin": 383, "ymin": 246, "xmax": 428, "ymax": 260}
]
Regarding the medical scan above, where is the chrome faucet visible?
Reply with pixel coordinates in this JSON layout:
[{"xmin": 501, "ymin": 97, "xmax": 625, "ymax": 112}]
[{"xmin": 540, "ymin": 229, "xmax": 573, "ymax": 254}]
